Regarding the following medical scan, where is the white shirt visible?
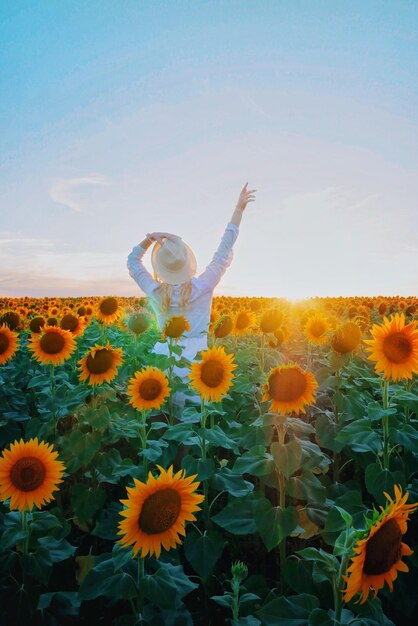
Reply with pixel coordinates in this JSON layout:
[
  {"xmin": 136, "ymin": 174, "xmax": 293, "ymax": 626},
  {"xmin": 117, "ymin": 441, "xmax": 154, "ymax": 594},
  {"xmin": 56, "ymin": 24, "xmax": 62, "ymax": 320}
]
[{"xmin": 127, "ymin": 221, "xmax": 239, "ymax": 378}]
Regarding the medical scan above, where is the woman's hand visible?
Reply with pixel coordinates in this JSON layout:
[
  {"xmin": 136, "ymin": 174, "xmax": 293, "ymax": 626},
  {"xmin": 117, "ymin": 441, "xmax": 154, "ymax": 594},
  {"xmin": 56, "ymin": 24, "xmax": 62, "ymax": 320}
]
[
  {"xmin": 236, "ymin": 182, "xmax": 257, "ymax": 212},
  {"xmin": 146, "ymin": 232, "xmax": 181, "ymax": 245}
]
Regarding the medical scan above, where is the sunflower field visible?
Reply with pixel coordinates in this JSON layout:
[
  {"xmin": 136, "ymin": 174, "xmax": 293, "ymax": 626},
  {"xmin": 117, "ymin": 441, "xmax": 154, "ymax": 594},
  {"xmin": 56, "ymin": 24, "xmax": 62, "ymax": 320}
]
[{"xmin": 0, "ymin": 294, "xmax": 418, "ymax": 626}]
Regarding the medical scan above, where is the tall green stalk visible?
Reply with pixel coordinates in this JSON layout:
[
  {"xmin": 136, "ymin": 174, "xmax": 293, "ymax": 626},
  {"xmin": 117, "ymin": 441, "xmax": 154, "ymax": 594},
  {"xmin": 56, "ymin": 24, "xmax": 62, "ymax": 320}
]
[
  {"xmin": 139, "ymin": 409, "xmax": 149, "ymax": 478},
  {"xmin": 382, "ymin": 378, "xmax": 390, "ymax": 469},
  {"xmin": 200, "ymin": 397, "xmax": 209, "ymax": 521}
]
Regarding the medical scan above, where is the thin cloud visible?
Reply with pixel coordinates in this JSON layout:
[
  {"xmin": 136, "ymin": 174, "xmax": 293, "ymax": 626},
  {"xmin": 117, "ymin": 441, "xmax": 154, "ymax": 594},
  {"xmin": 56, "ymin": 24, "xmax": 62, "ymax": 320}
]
[
  {"xmin": 49, "ymin": 176, "xmax": 111, "ymax": 212},
  {"xmin": 0, "ymin": 238, "xmax": 55, "ymax": 246}
]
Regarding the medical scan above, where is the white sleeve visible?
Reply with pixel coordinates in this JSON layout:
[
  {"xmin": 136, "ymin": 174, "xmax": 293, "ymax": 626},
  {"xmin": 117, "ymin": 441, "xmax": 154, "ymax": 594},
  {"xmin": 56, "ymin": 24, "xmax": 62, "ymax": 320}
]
[
  {"xmin": 196, "ymin": 222, "xmax": 239, "ymax": 292},
  {"xmin": 127, "ymin": 244, "xmax": 160, "ymax": 296}
]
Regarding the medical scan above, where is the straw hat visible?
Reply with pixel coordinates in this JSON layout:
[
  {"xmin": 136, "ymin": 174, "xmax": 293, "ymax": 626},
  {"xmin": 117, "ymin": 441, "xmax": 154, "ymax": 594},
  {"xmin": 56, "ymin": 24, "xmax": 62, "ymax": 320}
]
[{"xmin": 151, "ymin": 237, "xmax": 197, "ymax": 285}]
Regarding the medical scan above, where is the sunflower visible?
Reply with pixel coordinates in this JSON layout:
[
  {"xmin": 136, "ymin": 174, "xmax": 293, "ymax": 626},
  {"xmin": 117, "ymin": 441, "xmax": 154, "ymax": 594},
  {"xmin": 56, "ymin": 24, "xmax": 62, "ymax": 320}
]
[
  {"xmin": 261, "ymin": 363, "xmax": 318, "ymax": 415},
  {"xmin": 259, "ymin": 308, "xmax": 285, "ymax": 334},
  {"xmin": 161, "ymin": 315, "xmax": 191, "ymax": 342},
  {"xmin": 117, "ymin": 465, "xmax": 204, "ymax": 559},
  {"xmin": 233, "ymin": 310, "xmax": 257, "ymax": 335},
  {"xmin": 0, "ymin": 324, "xmax": 19, "ymax": 365},
  {"xmin": 127, "ymin": 367, "xmax": 171, "ymax": 411},
  {"xmin": 303, "ymin": 313, "xmax": 330, "ymax": 346},
  {"xmin": 189, "ymin": 345, "xmax": 238, "ymax": 402},
  {"xmin": 78, "ymin": 341, "xmax": 124, "ymax": 385},
  {"xmin": 28, "ymin": 316, "xmax": 46, "ymax": 334},
  {"xmin": 95, "ymin": 296, "xmax": 122, "ymax": 325},
  {"xmin": 363, "ymin": 313, "xmax": 418, "ymax": 382},
  {"xmin": 0, "ymin": 311, "xmax": 21, "ymax": 331},
  {"xmin": 0, "ymin": 438, "xmax": 65, "ymax": 511},
  {"xmin": 59, "ymin": 313, "xmax": 85, "ymax": 338},
  {"xmin": 330, "ymin": 322, "xmax": 362, "ymax": 355},
  {"xmin": 126, "ymin": 312, "xmax": 151, "ymax": 336},
  {"xmin": 213, "ymin": 314, "xmax": 233, "ymax": 338},
  {"xmin": 342, "ymin": 485, "xmax": 418, "ymax": 605},
  {"xmin": 28, "ymin": 325, "xmax": 76, "ymax": 366}
]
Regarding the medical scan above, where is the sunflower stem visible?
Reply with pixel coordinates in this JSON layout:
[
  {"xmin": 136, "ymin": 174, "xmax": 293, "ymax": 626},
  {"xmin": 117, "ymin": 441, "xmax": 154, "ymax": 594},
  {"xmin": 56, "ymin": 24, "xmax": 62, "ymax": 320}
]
[
  {"xmin": 200, "ymin": 398, "xmax": 209, "ymax": 522},
  {"xmin": 333, "ymin": 369, "xmax": 341, "ymax": 483},
  {"xmin": 382, "ymin": 378, "xmax": 390, "ymax": 470},
  {"xmin": 276, "ymin": 423, "xmax": 287, "ymax": 594},
  {"xmin": 404, "ymin": 379, "xmax": 412, "ymax": 424},
  {"xmin": 260, "ymin": 333, "xmax": 265, "ymax": 374},
  {"xmin": 136, "ymin": 554, "xmax": 145, "ymax": 618},
  {"xmin": 168, "ymin": 338, "xmax": 175, "ymax": 426},
  {"xmin": 140, "ymin": 409, "xmax": 148, "ymax": 478},
  {"xmin": 334, "ymin": 526, "xmax": 350, "ymax": 623},
  {"xmin": 21, "ymin": 508, "xmax": 29, "ymax": 554},
  {"xmin": 49, "ymin": 363, "xmax": 57, "ymax": 424}
]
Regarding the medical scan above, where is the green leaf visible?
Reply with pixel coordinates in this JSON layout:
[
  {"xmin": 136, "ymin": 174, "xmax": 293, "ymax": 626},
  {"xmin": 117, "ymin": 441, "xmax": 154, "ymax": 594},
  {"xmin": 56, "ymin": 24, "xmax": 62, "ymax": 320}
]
[
  {"xmin": 390, "ymin": 423, "xmax": 418, "ymax": 453},
  {"xmin": 255, "ymin": 501, "xmax": 298, "ymax": 551},
  {"xmin": 30, "ymin": 510, "xmax": 67, "ymax": 538},
  {"xmin": 92, "ymin": 502, "xmax": 122, "ymax": 540},
  {"xmin": 333, "ymin": 506, "xmax": 352, "ymax": 527},
  {"xmin": 67, "ymin": 430, "xmax": 102, "ymax": 467},
  {"xmin": 184, "ymin": 530, "xmax": 226, "ymax": 580},
  {"xmin": 364, "ymin": 463, "xmax": 405, "ymax": 505},
  {"xmin": 212, "ymin": 467, "xmax": 254, "ymax": 497},
  {"xmin": 112, "ymin": 543, "xmax": 134, "ymax": 571},
  {"xmin": 37, "ymin": 591, "xmax": 81, "ymax": 616},
  {"xmin": 163, "ymin": 423, "xmax": 199, "ymax": 445},
  {"xmin": 324, "ymin": 491, "xmax": 365, "ymax": 534},
  {"xmin": 142, "ymin": 438, "xmax": 169, "ymax": 462},
  {"xmin": 200, "ymin": 425, "xmax": 238, "ymax": 451},
  {"xmin": 308, "ymin": 608, "xmax": 334, "ymax": 625},
  {"xmin": 161, "ymin": 562, "xmax": 198, "ymax": 600},
  {"xmin": 37, "ymin": 537, "xmax": 76, "ymax": 563},
  {"xmin": 335, "ymin": 418, "xmax": 381, "ymax": 454},
  {"xmin": 287, "ymin": 470, "xmax": 326, "ymax": 502},
  {"xmin": 270, "ymin": 439, "xmax": 302, "ymax": 478},
  {"xmin": 71, "ymin": 483, "xmax": 106, "ymax": 523},
  {"xmin": 282, "ymin": 557, "xmax": 317, "ymax": 595},
  {"xmin": 212, "ymin": 492, "xmax": 265, "ymax": 535},
  {"xmin": 21, "ymin": 547, "xmax": 52, "ymax": 585},
  {"xmin": 256, "ymin": 593, "xmax": 319, "ymax": 625},
  {"xmin": 232, "ymin": 448, "xmax": 275, "ymax": 477},
  {"xmin": 367, "ymin": 401, "xmax": 397, "ymax": 422},
  {"xmin": 181, "ymin": 456, "xmax": 215, "ymax": 481},
  {"xmin": 79, "ymin": 554, "xmax": 137, "ymax": 601},
  {"xmin": 0, "ymin": 526, "xmax": 26, "ymax": 551},
  {"xmin": 315, "ymin": 414, "xmax": 345, "ymax": 452},
  {"xmin": 143, "ymin": 568, "xmax": 177, "ymax": 610},
  {"xmin": 211, "ymin": 593, "xmax": 234, "ymax": 609},
  {"xmin": 84, "ymin": 404, "xmax": 112, "ymax": 431}
]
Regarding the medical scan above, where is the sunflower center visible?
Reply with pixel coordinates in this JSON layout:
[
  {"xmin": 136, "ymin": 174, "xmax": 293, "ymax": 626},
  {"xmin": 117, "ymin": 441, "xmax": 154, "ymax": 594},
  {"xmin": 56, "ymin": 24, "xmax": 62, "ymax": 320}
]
[
  {"xmin": 140, "ymin": 378, "xmax": 162, "ymax": 401},
  {"xmin": 138, "ymin": 488, "xmax": 182, "ymax": 534},
  {"xmin": 60, "ymin": 314, "xmax": 78, "ymax": 332},
  {"xmin": 236, "ymin": 313, "xmax": 250, "ymax": 329},
  {"xmin": 0, "ymin": 333, "xmax": 10, "ymax": 354},
  {"xmin": 86, "ymin": 349, "xmax": 114, "ymax": 374},
  {"xmin": 215, "ymin": 316, "xmax": 233, "ymax": 338},
  {"xmin": 10, "ymin": 456, "xmax": 46, "ymax": 492},
  {"xmin": 269, "ymin": 368, "xmax": 307, "ymax": 401},
  {"xmin": 165, "ymin": 317, "xmax": 186, "ymax": 338},
  {"xmin": 382, "ymin": 332, "xmax": 412, "ymax": 364},
  {"xmin": 201, "ymin": 359, "xmax": 225, "ymax": 387},
  {"xmin": 100, "ymin": 297, "xmax": 118, "ymax": 316},
  {"xmin": 40, "ymin": 331, "xmax": 66, "ymax": 354},
  {"xmin": 363, "ymin": 518, "xmax": 402, "ymax": 575},
  {"xmin": 310, "ymin": 321, "xmax": 326, "ymax": 337}
]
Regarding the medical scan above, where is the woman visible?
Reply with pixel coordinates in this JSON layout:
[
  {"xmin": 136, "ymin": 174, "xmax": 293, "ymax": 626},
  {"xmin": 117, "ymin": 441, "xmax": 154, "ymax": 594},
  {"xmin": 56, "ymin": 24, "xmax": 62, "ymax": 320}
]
[{"xmin": 126, "ymin": 182, "xmax": 257, "ymax": 412}]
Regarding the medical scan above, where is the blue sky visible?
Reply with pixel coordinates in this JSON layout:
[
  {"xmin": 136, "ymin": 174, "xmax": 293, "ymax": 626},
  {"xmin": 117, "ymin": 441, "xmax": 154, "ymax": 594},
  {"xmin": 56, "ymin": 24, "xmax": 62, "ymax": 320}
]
[{"xmin": 1, "ymin": 0, "xmax": 417, "ymax": 298}]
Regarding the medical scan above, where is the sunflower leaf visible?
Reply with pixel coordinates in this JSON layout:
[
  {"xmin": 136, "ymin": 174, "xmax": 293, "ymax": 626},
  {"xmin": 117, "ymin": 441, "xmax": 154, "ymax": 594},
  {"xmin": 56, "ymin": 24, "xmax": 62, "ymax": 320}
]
[{"xmin": 184, "ymin": 529, "xmax": 226, "ymax": 580}]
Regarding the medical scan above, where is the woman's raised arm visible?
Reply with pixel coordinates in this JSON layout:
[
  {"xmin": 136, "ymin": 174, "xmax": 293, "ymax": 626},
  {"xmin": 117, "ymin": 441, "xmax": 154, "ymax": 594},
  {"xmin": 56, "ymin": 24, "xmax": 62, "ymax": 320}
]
[{"xmin": 196, "ymin": 183, "xmax": 256, "ymax": 291}]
